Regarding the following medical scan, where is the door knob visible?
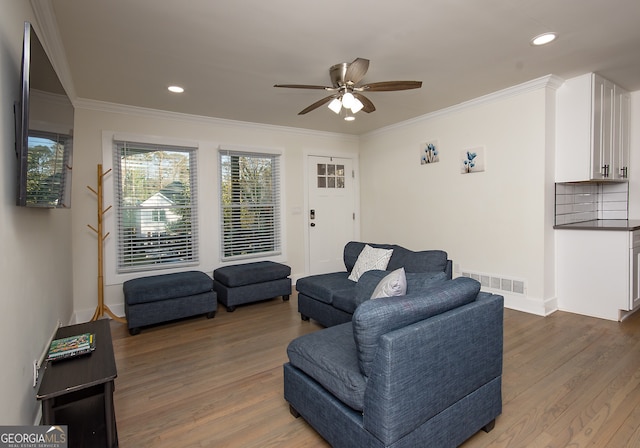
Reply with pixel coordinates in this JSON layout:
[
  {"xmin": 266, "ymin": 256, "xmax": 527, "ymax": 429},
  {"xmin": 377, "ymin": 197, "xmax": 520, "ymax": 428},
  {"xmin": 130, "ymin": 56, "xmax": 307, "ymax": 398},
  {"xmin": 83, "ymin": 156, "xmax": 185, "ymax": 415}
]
[{"xmin": 310, "ymin": 223, "xmax": 316, "ymax": 227}]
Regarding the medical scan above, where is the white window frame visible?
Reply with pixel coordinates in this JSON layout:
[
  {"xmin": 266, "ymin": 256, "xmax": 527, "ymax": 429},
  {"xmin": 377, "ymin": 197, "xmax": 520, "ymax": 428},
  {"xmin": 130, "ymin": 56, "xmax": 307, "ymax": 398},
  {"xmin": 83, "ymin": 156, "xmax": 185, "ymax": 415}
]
[{"xmin": 113, "ymin": 140, "xmax": 198, "ymax": 273}]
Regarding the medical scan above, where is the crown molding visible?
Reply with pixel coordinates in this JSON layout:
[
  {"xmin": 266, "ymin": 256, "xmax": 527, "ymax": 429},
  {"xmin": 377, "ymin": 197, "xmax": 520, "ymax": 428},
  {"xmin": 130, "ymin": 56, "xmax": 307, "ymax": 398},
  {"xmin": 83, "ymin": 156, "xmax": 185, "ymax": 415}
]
[
  {"xmin": 74, "ymin": 97, "xmax": 359, "ymax": 142},
  {"xmin": 75, "ymin": 74, "xmax": 563, "ymax": 142},
  {"xmin": 363, "ymin": 74, "xmax": 565, "ymax": 137}
]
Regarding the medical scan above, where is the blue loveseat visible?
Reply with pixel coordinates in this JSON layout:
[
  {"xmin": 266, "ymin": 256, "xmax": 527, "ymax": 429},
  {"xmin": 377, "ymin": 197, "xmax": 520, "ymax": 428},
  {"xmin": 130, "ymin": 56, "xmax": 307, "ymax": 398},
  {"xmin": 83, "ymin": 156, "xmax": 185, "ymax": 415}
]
[
  {"xmin": 284, "ymin": 276, "xmax": 504, "ymax": 447},
  {"xmin": 295, "ymin": 241, "xmax": 453, "ymax": 327}
]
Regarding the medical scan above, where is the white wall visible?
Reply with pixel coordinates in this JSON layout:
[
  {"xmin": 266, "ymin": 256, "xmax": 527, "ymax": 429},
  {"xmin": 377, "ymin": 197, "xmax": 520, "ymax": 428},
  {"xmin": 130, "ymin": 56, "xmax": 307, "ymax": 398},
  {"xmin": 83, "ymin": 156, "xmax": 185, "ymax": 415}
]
[
  {"xmin": 359, "ymin": 77, "xmax": 560, "ymax": 315},
  {"xmin": 0, "ymin": 1, "xmax": 74, "ymax": 425},
  {"xmin": 70, "ymin": 104, "xmax": 359, "ymax": 320}
]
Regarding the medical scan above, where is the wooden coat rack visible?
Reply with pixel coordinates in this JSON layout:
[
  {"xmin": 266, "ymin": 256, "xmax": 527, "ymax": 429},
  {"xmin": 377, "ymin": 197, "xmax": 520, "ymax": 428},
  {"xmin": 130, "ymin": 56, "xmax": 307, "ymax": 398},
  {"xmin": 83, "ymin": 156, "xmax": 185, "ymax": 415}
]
[{"xmin": 89, "ymin": 164, "xmax": 126, "ymax": 323}]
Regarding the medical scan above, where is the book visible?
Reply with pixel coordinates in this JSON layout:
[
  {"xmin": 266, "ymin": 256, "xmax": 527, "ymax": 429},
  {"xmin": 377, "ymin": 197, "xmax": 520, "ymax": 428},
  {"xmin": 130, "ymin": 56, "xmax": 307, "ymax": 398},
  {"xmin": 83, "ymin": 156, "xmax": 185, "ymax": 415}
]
[{"xmin": 47, "ymin": 333, "xmax": 96, "ymax": 361}]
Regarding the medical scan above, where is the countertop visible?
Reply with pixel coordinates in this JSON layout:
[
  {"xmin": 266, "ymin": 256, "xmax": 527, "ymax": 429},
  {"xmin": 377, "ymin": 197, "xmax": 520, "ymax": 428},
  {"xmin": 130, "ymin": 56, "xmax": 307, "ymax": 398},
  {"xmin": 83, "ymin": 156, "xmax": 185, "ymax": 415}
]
[{"xmin": 554, "ymin": 219, "xmax": 640, "ymax": 231}]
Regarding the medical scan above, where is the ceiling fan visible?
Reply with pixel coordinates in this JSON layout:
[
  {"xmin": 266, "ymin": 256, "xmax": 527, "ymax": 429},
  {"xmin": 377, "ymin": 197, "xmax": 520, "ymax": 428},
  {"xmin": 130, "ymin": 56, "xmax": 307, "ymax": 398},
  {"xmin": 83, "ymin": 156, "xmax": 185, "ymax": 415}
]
[{"xmin": 274, "ymin": 57, "xmax": 422, "ymax": 120}]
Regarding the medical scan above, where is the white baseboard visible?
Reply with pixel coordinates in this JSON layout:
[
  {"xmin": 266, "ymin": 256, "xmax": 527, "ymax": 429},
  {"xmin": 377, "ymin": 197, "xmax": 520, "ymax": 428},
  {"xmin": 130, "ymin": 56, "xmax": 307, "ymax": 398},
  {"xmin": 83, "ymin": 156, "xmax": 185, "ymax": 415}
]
[
  {"xmin": 502, "ymin": 291, "xmax": 557, "ymax": 317},
  {"xmin": 72, "ymin": 303, "xmax": 126, "ymax": 324}
]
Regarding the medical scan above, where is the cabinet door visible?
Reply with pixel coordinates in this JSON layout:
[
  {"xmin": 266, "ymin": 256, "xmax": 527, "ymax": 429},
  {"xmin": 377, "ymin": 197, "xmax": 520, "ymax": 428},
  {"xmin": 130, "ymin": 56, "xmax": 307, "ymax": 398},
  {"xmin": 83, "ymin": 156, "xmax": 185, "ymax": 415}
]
[
  {"xmin": 613, "ymin": 87, "xmax": 630, "ymax": 179},
  {"xmin": 555, "ymin": 74, "xmax": 593, "ymax": 182},
  {"xmin": 557, "ymin": 229, "xmax": 629, "ymax": 320},
  {"xmin": 591, "ymin": 75, "xmax": 615, "ymax": 179}
]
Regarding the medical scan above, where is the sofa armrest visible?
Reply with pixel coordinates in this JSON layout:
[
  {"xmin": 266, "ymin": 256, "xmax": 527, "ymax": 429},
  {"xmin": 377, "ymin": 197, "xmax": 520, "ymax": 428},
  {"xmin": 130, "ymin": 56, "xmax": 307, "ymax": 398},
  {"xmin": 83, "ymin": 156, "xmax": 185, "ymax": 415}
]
[{"xmin": 362, "ymin": 293, "xmax": 504, "ymax": 445}]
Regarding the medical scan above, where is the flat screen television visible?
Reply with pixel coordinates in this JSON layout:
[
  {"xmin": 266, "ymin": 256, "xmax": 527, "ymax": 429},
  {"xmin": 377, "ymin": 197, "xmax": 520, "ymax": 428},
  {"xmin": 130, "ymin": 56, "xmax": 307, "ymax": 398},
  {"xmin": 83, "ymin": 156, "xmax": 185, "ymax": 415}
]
[{"xmin": 15, "ymin": 21, "xmax": 74, "ymax": 208}]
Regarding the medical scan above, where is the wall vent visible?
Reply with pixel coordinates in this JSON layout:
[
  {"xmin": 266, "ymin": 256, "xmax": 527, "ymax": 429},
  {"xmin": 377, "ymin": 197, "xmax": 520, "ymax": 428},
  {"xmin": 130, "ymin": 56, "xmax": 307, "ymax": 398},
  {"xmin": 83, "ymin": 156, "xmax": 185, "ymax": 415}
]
[{"xmin": 461, "ymin": 270, "xmax": 526, "ymax": 295}]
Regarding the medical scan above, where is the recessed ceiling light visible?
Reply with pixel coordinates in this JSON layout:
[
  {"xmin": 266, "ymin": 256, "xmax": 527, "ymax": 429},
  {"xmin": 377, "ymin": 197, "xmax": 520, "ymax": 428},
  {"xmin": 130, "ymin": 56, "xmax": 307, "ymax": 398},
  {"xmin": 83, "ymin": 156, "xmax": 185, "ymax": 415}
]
[
  {"xmin": 168, "ymin": 85, "xmax": 184, "ymax": 93},
  {"xmin": 531, "ymin": 32, "xmax": 557, "ymax": 46}
]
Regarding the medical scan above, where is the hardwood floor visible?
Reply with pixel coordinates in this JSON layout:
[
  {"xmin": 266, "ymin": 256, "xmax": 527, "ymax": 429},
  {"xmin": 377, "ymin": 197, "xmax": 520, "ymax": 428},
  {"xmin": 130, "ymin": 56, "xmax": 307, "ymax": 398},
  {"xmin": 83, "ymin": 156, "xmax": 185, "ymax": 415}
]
[{"xmin": 110, "ymin": 293, "xmax": 640, "ymax": 447}]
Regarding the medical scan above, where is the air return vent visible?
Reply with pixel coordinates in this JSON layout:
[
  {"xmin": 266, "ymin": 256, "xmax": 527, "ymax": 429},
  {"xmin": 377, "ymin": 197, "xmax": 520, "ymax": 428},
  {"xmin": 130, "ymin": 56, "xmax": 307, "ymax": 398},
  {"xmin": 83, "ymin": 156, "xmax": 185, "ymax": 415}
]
[{"xmin": 461, "ymin": 270, "xmax": 526, "ymax": 295}]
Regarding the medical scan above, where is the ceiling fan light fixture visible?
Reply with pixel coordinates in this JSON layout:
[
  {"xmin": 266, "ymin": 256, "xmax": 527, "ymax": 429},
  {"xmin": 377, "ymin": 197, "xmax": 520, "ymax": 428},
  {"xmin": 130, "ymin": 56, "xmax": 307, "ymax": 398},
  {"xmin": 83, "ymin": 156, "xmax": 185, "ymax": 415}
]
[
  {"xmin": 328, "ymin": 98, "xmax": 342, "ymax": 114},
  {"xmin": 275, "ymin": 57, "xmax": 422, "ymax": 118},
  {"xmin": 341, "ymin": 91, "xmax": 355, "ymax": 109}
]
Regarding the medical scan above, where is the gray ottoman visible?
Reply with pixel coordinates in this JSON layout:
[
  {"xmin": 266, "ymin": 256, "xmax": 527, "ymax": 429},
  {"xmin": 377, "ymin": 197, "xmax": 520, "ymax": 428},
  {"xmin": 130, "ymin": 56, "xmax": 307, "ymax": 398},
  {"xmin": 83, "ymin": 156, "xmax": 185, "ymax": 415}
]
[
  {"xmin": 123, "ymin": 270, "xmax": 217, "ymax": 335},
  {"xmin": 214, "ymin": 261, "xmax": 291, "ymax": 312}
]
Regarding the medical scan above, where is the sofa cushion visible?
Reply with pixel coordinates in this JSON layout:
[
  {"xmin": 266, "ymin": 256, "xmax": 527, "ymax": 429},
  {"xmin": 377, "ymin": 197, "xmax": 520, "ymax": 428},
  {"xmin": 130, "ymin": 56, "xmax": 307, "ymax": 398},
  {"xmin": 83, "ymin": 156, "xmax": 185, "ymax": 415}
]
[
  {"xmin": 332, "ymin": 270, "xmax": 386, "ymax": 314},
  {"xmin": 352, "ymin": 277, "xmax": 481, "ymax": 377},
  {"xmin": 344, "ymin": 242, "xmax": 395, "ymax": 272},
  {"xmin": 387, "ymin": 246, "xmax": 449, "ymax": 273},
  {"xmin": 405, "ymin": 271, "xmax": 449, "ymax": 292},
  {"xmin": 354, "ymin": 270, "xmax": 388, "ymax": 299},
  {"xmin": 343, "ymin": 242, "xmax": 449, "ymax": 274},
  {"xmin": 295, "ymin": 272, "xmax": 353, "ymax": 305},
  {"xmin": 348, "ymin": 244, "xmax": 393, "ymax": 282},
  {"xmin": 371, "ymin": 268, "xmax": 407, "ymax": 299},
  {"xmin": 287, "ymin": 322, "xmax": 367, "ymax": 411}
]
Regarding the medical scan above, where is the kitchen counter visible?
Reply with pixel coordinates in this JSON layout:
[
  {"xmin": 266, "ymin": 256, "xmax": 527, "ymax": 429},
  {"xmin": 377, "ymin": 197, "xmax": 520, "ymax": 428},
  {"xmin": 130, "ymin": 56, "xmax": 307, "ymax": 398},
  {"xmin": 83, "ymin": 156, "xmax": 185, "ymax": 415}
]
[{"xmin": 554, "ymin": 219, "xmax": 640, "ymax": 231}]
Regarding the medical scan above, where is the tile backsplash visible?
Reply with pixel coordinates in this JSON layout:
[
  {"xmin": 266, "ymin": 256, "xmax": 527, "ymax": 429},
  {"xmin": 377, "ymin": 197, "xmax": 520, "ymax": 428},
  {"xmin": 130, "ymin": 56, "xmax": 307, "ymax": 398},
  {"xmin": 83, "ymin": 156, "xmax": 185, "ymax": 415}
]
[{"xmin": 555, "ymin": 182, "xmax": 628, "ymax": 225}]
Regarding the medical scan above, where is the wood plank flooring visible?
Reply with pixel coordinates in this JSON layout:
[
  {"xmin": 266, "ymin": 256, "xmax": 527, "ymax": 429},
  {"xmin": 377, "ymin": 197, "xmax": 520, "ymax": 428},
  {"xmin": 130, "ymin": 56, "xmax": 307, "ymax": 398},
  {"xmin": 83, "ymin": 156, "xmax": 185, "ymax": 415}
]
[{"xmin": 110, "ymin": 293, "xmax": 640, "ymax": 447}]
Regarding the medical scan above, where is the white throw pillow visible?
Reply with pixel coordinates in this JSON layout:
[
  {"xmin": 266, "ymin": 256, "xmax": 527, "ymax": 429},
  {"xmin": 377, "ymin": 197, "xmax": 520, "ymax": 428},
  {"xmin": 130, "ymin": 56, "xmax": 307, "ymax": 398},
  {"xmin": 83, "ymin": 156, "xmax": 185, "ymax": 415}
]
[
  {"xmin": 370, "ymin": 268, "xmax": 407, "ymax": 299},
  {"xmin": 348, "ymin": 244, "xmax": 393, "ymax": 282}
]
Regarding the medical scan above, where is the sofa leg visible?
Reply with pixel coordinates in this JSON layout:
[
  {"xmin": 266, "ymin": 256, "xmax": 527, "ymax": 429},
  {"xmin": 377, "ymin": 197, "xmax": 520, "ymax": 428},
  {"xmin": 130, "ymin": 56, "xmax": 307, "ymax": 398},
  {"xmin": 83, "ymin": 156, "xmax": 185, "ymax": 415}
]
[
  {"xmin": 226, "ymin": 306, "xmax": 236, "ymax": 313},
  {"xmin": 282, "ymin": 295, "xmax": 290, "ymax": 301},
  {"xmin": 206, "ymin": 311, "xmax": 216, "ymax": 319},
  {"xmin": 300, "ymin": 314, "xmax": 310, "ymax": 321},
  {"xmin": 482, "ymin": 419, "xmax": 496, "ymax": 433},
  {"xmin": 289, "ymin": 404, "xmax": 300, "ymax": 418},
  {"xmin": 129, "ymin": 327, "xmax": 141, "ymax": 336}
]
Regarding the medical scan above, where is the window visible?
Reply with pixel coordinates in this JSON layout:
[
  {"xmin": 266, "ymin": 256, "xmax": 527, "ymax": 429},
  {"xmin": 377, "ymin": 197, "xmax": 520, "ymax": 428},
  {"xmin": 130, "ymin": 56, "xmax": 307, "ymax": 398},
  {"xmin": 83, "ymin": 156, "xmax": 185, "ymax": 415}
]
[
  {"xmin": 113, "ymin": 140, "xmax": 198, "ymax": 272},
  {"xmin": 219, "ymin": 149, "xmax": 281, "ymax": 260}
]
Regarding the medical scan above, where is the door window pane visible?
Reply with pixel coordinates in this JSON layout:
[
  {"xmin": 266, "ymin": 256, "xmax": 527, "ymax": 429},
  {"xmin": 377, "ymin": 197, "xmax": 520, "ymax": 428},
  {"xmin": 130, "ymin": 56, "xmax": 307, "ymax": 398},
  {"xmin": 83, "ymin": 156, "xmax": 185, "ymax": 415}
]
[{"xmin": 317, "ymin": 163, "xmax": 345, "ymax": 189}]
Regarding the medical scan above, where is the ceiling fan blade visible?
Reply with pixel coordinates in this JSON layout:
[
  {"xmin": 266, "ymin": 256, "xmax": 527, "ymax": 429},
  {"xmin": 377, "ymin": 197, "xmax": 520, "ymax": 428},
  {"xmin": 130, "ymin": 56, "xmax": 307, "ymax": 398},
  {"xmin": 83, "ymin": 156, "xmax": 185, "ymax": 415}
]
[
  {"xmin": 353, "ymin": 93, "xmax": 376, "ymax": 113},
  {"xmin": 274, "ymin": 84, "xmax": 331, "ymax": 90},
  {"xmin": 360, "ymin": 81, "xmax": 422, "ymax": 91},
  {"xmin": 345, "ymin": 58, "xmax": 369, "ymax": 84},
  {"xmin": 298, "ymin": 94, "xmax": 338, "ymax": 115}
]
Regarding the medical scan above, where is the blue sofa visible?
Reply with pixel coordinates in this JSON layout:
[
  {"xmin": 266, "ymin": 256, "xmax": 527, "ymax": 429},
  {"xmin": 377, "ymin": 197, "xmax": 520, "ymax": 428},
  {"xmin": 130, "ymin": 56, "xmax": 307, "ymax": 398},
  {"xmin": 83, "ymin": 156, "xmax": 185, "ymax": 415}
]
[
  {"xmin": 284, "ymin": 276, "xmax": 504, "ymax": 447},
  {"xmin": 295, "ymin": 241, "xmax": 453, "ymax": 327}
]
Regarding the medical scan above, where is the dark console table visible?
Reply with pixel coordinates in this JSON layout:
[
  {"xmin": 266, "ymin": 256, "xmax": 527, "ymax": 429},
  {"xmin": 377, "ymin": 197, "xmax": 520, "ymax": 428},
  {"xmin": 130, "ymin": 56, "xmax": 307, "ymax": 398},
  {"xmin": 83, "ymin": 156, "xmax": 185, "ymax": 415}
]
[{"xmin": 37, "ymin": 319, "xmax": 118, "ymax": 448}]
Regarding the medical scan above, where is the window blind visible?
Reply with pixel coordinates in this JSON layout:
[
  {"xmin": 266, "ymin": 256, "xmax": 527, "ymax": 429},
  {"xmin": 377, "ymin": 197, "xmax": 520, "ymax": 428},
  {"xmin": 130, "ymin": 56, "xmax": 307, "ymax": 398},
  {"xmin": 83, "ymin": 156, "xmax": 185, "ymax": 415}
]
[
  {"xmin": 114, "ymin": 140, "xmax": 198, "ymax": 272},
  {"xmin": 219, "ymin": 149, "xmax": 281, "ymax": 260}
]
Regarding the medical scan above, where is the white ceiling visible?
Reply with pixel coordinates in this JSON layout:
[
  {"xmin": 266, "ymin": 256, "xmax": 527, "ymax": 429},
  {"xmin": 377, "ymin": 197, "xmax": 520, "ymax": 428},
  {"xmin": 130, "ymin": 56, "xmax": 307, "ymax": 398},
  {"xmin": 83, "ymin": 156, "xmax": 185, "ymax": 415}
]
[{"xmin": 40, "ymin": 0, "xmax": 640, "ymax": 135}]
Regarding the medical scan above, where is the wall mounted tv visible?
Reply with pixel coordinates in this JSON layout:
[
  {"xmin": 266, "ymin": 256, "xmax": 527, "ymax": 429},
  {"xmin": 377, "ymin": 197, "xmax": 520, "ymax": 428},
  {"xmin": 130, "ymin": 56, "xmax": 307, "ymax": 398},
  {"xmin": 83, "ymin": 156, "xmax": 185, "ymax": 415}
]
[{"xmin": 15, "ymin": 21, "xmax": 74, "ymax": 208}]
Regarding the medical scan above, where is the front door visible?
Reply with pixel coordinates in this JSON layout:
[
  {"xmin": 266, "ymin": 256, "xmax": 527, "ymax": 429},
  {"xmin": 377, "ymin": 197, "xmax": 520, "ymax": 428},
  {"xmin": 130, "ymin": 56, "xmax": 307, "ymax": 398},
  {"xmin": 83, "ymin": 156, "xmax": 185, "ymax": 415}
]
[{"xmin": 308, "ymin": 156, "xmax": 356, "ymax": 274}]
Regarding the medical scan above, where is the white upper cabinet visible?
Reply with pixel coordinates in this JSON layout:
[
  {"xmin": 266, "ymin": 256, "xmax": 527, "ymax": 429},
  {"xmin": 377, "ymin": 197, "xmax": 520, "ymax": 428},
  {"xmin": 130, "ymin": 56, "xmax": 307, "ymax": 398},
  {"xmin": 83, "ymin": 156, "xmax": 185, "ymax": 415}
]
[{"xmin": 556, "ymin": 73, "xmax": 630, "ymax": 182}]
